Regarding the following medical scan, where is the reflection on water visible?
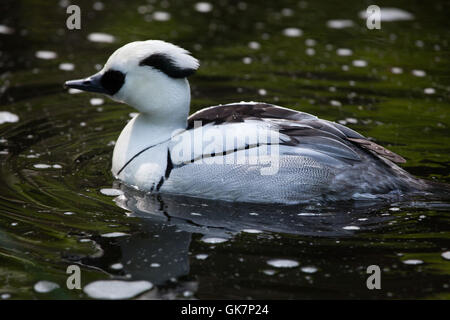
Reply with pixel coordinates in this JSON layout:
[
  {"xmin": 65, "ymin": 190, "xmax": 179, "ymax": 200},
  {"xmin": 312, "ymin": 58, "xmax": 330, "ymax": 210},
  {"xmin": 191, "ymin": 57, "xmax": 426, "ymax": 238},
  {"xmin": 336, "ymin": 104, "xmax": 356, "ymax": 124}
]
[{"xmin": 0, "ymin": 0, "xmax": 449, "ymax": 299}]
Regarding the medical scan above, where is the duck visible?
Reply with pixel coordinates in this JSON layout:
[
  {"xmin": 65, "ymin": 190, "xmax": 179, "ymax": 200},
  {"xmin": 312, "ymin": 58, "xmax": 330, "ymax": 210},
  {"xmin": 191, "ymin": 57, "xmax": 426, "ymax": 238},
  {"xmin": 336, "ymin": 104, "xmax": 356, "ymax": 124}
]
[{"xmin": 65, "ymin": 40, "xmax": 429, "ymax": 204}]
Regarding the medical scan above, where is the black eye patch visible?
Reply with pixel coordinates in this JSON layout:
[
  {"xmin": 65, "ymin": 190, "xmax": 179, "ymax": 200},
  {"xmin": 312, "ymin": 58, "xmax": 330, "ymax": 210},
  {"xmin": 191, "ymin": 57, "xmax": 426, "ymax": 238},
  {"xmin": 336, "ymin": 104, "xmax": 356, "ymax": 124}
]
[
  {"xmin": 139, "ymin": 53, "xmax": 196, "ymax": 78},
  {"xmin": 100, "ymin": 70, "xmax": 125, "ymax": 95}
]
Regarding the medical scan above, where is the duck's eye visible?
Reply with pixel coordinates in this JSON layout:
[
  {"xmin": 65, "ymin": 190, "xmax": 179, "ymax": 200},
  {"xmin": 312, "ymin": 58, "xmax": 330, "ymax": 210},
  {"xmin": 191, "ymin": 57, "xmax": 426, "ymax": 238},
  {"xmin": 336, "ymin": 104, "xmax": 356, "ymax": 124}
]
[{"xmin": 100, "ymin": 70, "xmax": 125, "ymax": 95}]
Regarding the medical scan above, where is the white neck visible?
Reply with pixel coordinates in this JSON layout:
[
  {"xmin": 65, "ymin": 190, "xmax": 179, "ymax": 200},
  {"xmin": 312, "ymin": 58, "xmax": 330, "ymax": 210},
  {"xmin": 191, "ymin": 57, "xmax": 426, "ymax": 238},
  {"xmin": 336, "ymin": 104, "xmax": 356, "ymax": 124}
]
[{"xmin": 111, "ymin": 83, "xmax": 190, "ymax": 176}]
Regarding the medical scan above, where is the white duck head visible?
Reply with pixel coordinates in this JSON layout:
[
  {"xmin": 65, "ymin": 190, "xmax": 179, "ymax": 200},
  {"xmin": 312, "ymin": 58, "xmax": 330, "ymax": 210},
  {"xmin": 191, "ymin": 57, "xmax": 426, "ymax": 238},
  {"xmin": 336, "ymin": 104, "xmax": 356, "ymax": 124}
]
[{"xmin": 65, "ymin": 40, "xmax": 199, "ymax": 124}]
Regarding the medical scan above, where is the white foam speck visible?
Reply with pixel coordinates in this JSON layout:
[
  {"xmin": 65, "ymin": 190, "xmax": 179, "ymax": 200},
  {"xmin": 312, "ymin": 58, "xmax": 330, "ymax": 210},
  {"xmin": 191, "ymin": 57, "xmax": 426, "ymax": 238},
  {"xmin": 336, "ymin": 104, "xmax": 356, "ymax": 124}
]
[
  {"xmin": 84, "ymin": 280, "xmax": 153, "ymax": 299},
  {"xmin": 110, "ymin": 263, "xmax": 123, "ymax": 270},
  {"xmin": 327, "ymin": 19, "xmax": 354, "ymax": 29},
  {"xmin": 242, "ymin": 229, "xmax": 262, "ymax": 234},
  {"xmin": 35, "ymin": 50, "xmax": 57, "ymax": 60},
  {"xmin": 194, "ymin": 2, "xmax": 213, "ymax": 13},
  {"xmin": 263, "ymin": 269, "xmax": 276, "ymax": 276},
  {"xmin": 90, "ymin": 98, "xmax": 104, "ymax": 106},
  {"xmin": 441, "ymin": 251, "xmax": 450, "ymax": 260},
  {"xmin": 249, "ymin": 212, "xmax": 259, "ymax": 216},
  {"xmin": 150, "ymin": 263, "xmax": 161, "ymax": 268},
  {"xmin": 305, "ymin": 39, "xmax": 316, "ymax": 46},
  {"xmin": 195, "ymin": 254, "xmax": 209, "ymax": 260},
  {"xmin": 201, "ymin": 237, "xmax": 228, "ymax": 244},
  {"xmin": 59, "ymin": 63, "xmax": 74, "ymax": 71},
  {"xmin": 64, "ymin": 211, "xmax": 75, "ymax": 215},
  {"xmin": 330, "ymin": 100, "xmax": 342, "ymax": 107},
  {"xmin": 353, "ymin": 60, "xmax": 368, "ymax": 67},
  {"xmin": 267, "ymin": 259, "xmax": 299, "ymax": 268},
  {"xmin": 412, "ymin": 69, "xmax": 426, "ymax": 77},
  {"xmin": 101, "ymin": 232, "xmax": 129, "ymax": 238},
  {"xmin": 1, "ymin": 293, "xmax": 11, "ymax": 299},
  {"xmin": 389, "ymin": 207, "xmax": 400, "ymax": 211},
  {"xmin": 403, "ymin": 259, "xmax": 423, "ymax": 265},
  {"xmin": 391, "ymin": 67, "xmax": 403, "ymax": 74},
  {"xmin": 258, "ymin": 89, "xmax": 267, "ymax": 96},
  {"xmin": 424, "ymin": 88, "xmax": 435, "ymax": 94},
  {"xmin": 359, "ymin": 8, "xmax": 414, "ymax": 22},
  {"xmin": 53, "ymin": 164, "xmax": 62, "ymax": 169},
  {"xmin": 242, "ymin": 57, "xmax": 252, "ymax": 64},
  {"xmin": 93, "ymin": 1, "xmax": 104, "ymax": 11},
  {"xmin": 342, "ymin": 226, "xmax": 360, "ymax": 230},
  {"xmin": 282, "ymin": 28, "xmax": 303, "ymax": 37},
  {"xmin": 100, "ymin": 188, "xmax": 123, "ymax": 196},
  {"xmin": 297, "ymin": 212, "xmax": 322, "ymax": 216},
  {"xmin": 0, "ymin": 111, "xmax": 19, "ymax": 124},
  {"xmin": 301, "ymin": 266, "xmax": 318, "ymax": 273},
  {"xmin": 153, "ymin": 11, "xmax": 171, "ymax": 21},
  {"xmin": 0, "ymin": 25, "xmax": 14, "ymax": 35},
  {"xmin": 34, "ymin": 280, "xmax": 59, "ymax": 293},
  {"xmin": 87, "ymin": 32, "xmax": 115, "ymax": 43},
  {"xmin": 33, "ymin": 164, "xmax": 51, "ymax": 169},
  {"xmin": 68, "ymin": 88, "xmax": 83, "ymax": 94},
  {"xmin": 248, "ymin": 41, "xmax": 261, "ymax": 50},
  {"xmin": 336, "ymin": 48, "xmax": 353, "ymax": 56},
  {"xmin": 306, "ymin": 48, "xmax": 315, "ymax": 56}
]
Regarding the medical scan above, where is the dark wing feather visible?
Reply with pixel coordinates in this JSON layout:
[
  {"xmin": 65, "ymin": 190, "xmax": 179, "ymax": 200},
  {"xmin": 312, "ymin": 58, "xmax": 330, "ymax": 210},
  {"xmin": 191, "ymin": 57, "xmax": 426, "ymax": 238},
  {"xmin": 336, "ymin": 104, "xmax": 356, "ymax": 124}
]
[{"xmin": 187, "ymin": 103, "xmax": 406, "ymax": 164}]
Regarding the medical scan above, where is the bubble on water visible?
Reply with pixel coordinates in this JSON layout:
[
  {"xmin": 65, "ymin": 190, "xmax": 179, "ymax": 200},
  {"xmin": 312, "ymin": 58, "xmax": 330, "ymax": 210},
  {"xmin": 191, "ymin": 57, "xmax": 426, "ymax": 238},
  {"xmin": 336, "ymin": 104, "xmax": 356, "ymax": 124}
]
[
  {"xmin": 267, "ymin": 259, "xmax": 299, "ymax": 268},
  {"xmin": 59, "ymin": 63, "xmax": 74, "ymax": 71},
  {"xmin": 327, "ymin": 19, "xmax": 354, "ymax": 29},
  {"xmin": 242, "ymin": 57, "xmax": 252, "ymax": 64},
  {"xmin": 201, "ymin": 237, "xmax": 228, "ymax": 244},
  {"xmin": 100, "ymin": 188, "xmax": 123, "ymax": 196},
  {"xmin": 441, "ymin": 251, "xmax": 450, "ymax": 260},
  {"xmin": 68, "ymin": 88, "xmax": 82, "ymax": 94},
  {"xmin": 110, "ymin": 263, "xmax": 123, "ymax": 270},
  {"xmin": 34, "ymin": 280, "xmax": 60, "ymax": 293},
  {"xmin": 1, "ymin": 293, "xmax": 11, "ymax": 299},
  {"xmin": 64, "ymin": 211, "xmax": 75, "ymax": 215},
  {"xmin": 33, "ymin": 164, "xmax": 51, "ymax": 169},
  {"xmin": 84, "ymin": 280, "xmax": 153, "ymax": 299},
  {"xmin": 88, "ymin": 32, "xmax": 115, "ymax": 43},
  {"xmin": 195, "ymin": 254, "xmax": 209, "ymax": 260},
  {"xmin": 330, "ymin": 100, "xmax": 342, "ymax": 107},
  {"xmin": 305, "ymin": 39, "xmax": 316, "ymax": 47},
  {"xmin": 412, "ymin": 69, "xmax": 426, "ymax": 77},
  {"xmin": 249, "ymin": 212, "xmax": 259, "ymax": 216},
  {"xmin": 342, "ymin": 226, "xmax": 360, "ymax": 230},
  {"xmin": 150, "ymin": 263, "xmax": 161, "ymax": 268},
  {"xmin": 248, "ymin": 41, "xmax": 261, "ymax": 50},
  {"xmin": 389, "ymin": 207, "xmax": 400, "ymax": 211},
  {"xmin": 353, "ymin": 60, "xmax": 368, "ymax": 67},
  {"xmin": 306, "ymin": 48, "xmax": 315, "ymax": 56},
  {"xmin": 282, "ymin": 28, "xmax": 303, "ymax": 37},
  {"xmin": 424, "ymin": 88, "xmax": 435, "ymax": 95},
  {"xmin": 90, "ymin": 98, "xmax": 104, "ymax": 106},
  {"xmin": 358, "ymin": 8, "xmax": 414, "ymax": 21},
  {"xmin": 301, "ymin": 266, "xmax": 318, "ymax": 273},
  {"xmin": 402, "ymin": 259, "xmax": 423, "ymax": 265},
  {"xmin": 194, "ymin": 2, "xmax": 213, "ymax": 13},
  {"xmin": 258, "ymin": 89, "xmax": 267, "ymax": 96},
  {"xmin": 391, "ymin": 67, "xmax": 403, "ymax": 74},
  {"xmin": 53, "ymin": 164, "xmax": 62, "ymax": 169},
  {"xmin": 11, "ymin": 222, "xmax": 18, "ymax": 226},
  {"xmin": 336, "ymin": 48, "xmax": 353, "ymax": 56},
  {"xmin": 101, "ymin": 232, "xmax": 129, "ymax": 238},
  {"xmin": 93, "ymin": 1, "xmax": 104, "ymax": 11},
  {"xmin": 35, "ymin": 50, "xmax": 57, "ymax": 60},
  {"xmin": 263, "ymin": 269, "xmax": 276, "ymax": 276},
  {"xmin": 281, "ymin": 8, "xmax": 294, "ymax": 17},
  {"xmin": 0, "ymin": 111, "xmax": 19, "ymax": 124},
  {"xmin": 0, "ymin": 25, "xmax": 14, "ymax": 34},
  {"xmin": 242, "ymin": 229, "xmax": 262, "ymax": 234},
  {"xmin": 153, "ymin": 11, "xmax": 171, "ymax": 21}
]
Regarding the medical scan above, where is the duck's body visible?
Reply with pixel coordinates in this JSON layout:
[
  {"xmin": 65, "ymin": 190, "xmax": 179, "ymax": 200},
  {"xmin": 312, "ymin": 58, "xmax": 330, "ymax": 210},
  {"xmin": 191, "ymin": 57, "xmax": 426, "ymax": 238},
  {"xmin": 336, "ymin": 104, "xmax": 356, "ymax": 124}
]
[{"xmin": 66, "ymin": 40, "xmax": 428, "ymax": 204}]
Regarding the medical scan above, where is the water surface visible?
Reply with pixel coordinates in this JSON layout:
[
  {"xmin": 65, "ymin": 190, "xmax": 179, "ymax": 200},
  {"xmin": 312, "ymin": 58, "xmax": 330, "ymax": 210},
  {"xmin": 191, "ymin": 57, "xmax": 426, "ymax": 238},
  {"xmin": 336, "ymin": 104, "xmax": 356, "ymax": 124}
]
[{"xmin": 0, "ymin": 0, "xmax": 449, "ymax": 299}]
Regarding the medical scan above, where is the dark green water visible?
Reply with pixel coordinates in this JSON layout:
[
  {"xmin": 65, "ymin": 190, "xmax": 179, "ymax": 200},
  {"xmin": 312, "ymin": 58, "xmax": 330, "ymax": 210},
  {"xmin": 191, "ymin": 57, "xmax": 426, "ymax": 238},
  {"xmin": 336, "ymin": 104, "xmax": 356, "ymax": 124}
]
[{"xmin": 0, "ymin": 0, "xmax": 449, "ymax": 299}]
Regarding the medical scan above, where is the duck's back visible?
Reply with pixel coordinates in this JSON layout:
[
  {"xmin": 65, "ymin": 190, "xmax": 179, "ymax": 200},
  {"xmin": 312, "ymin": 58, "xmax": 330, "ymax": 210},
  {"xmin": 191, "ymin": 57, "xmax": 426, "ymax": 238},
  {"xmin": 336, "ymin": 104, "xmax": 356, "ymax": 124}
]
[{"xmin": 156, "ymin": 103, "xmax": 427, "ymax": 203}]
